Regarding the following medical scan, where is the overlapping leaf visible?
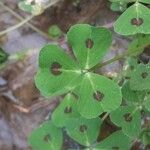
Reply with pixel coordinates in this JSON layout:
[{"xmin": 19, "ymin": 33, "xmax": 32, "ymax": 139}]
[
  {"xmin": 65, "ymin": 116, "xmax": 101, "ymax": 146},
  {"xmin": 94, "ymin": 130, "xmax": 132, "ymax": 150},
  {"xmin": 35, "ymin": 24, "xmax": 122, "ymax": 119},
  {"xmin": 77, "ymin": 73, "xmax": 122, "ymax": 118},
  {"xmin": 67, "ymin": 24, "xmax": 112, "ymax": 69},
  {"xmin": 114, "ymin": 2, "xmax": 150, "ymax": 35},
  {"xmin": 35, "ymin": 44, "xmax": 81, "ymax": 97},
  {"xmin": 28, "ymin": 121, "xmax": 63, "ymax": 150},
  {"xmin": 110, "ymin": 106, "xmax": 141, "ymax": 138},
  {"xmin": 52, "ymin": 93, "xmax": 79, "ymax": 127},
  {"xmin": 130, "ymin": 63, "xmax": 150, "ymax": 91}
]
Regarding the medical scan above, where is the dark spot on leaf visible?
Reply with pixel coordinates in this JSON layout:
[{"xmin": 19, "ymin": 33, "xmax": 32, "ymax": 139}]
[
  {"xmin": 131, "ymin": 18, "xmax": 143, "ymax": 26},
  {"xmin": 44, "ymin": 134, "xmax": 51, "ymax": 142},
  {"xmin": 141, "ymin": 72, "xmax": 148, "ymax": 79},
  {"xmin": 112, "ymin": 146, "xmax": 119, "ymax": 150},
  {"xmin": 93, "ymin": 91, "xmax": 104, "ymax": 101},
  {"xmin": 51, "ymin": 62, "xmax": 62, "ymax": 75},
  {"xmin": 124, "ymin": 113, "xmax": 132, "ymax": 122},
  {"xmin": 79, "ymin": 125, "xmax": 87, "ymax": 133},
  {"xmin": 64, "ymin": 106, "xmax": 72, "ymax": 113},
  {"xmin": 130, "ymin": 65, "xmax": 134, "ymax": 70},
  {"xmin": 86, "ymin": 39, "xmax": 94, "ymax": 49},
  {"xmin": 125, "ymin": 76, "xmax": 131, "ymax": 80}
]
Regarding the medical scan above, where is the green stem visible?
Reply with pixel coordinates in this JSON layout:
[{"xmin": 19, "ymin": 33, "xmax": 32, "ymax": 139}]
[
  {"xmin": 89, "ymin": 49, "xmax": 138, "ymax": 72},
  {"xmin": 101, "ymin": 112, "xmax": 109, "ymax": 122}
]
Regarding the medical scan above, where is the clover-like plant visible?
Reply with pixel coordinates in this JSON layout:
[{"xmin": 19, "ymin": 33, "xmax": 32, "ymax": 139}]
[{"xmin": 28, "ymin": 0, "xmax": 150, "ymax": 149}]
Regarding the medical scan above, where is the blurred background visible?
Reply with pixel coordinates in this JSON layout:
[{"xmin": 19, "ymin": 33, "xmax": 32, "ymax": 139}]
[{"xmin": 0, "ymin": 0, "xmax": 133, "ymax": 149}]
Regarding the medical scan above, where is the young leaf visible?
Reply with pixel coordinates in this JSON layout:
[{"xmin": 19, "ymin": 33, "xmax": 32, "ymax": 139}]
[
  {"xmin": 35, "ymin": 44, "xmax": 82, "ymax": 97},
  {"xmin": 114, "ymin": 2, "xmax": 150, "ymax": 35},
  {"xmin": 94, "ymin": 130, "xmax": 132, "ymax": 150},
  {"xmin": 52, "ymin": 93, "xmax": 79, "ymax": 128},
  {"xmin": 130, "ymin": 63, "xmax": 150, "ymax": 91},
  {"xmin": 28, "ymin": 121, "xmax": 63, "ymax": 150},
  {"xmin": 65, "ymin": 116, "xmax": 101, "ymax": 146},
  {"xmin": 67, "ymin": 24, "xmax": 112, "ymax": 69},
  {"xmin": 77, "ymin": 73, "xmax": 122, "ymax": 119},
  {"xmin": 110, "ymin": 106, "xmax": 141, "ymax": 138}
]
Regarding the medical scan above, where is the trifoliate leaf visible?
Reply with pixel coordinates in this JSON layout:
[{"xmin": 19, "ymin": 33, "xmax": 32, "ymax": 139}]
[
  {"xmin": 28, "ymin": 121, "xmax": 63, "ymax": 150},
  {"xmin": 130, "ymin": 63, "xmax": 150, "ymax": 91},
  {"xmin": 77, "ymin": 73, "xmax": 122, "ymax": 119},
  {"xmin": 94, "ymin": 130, "xmax": 132, "ymax": 150},
  {"xmin": 67, "ymin": 24, "xmax": 112, "ymax": 69},
  {"xmin": 0, "ymin": 47, "xmax": 8, "ymax": 64},
  {"xmin": 110, "ymin": 106, "xmax": 141, "ymax": 138},
  {"xmin": 52, "ymin": 93, "xmax": 79, "ymax": 128},
  {"xmin": 65, "ymin": 116, "xmax": 101, "ymax": 146},
  {"xmin": 114, "ymin": 2, "xmax": 150, "ymax": 35},
  {"xmin": 35, "ymin": 44, "xmax": 82, "ymax": 97}
]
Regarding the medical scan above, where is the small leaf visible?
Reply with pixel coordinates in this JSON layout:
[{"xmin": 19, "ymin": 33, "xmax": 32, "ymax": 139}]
[
  {"xmin": 48, "ymin": 25, "xmax": 62, "ymax": 39},
  {"xmin": 35, "ymin": 44, "xmax": 82, "ymax": 97},
  {"xmin": 110, "ymin": 2, "xmax": 127, "ymax": 12},
  {"xmin": 0, "ymin": 47, "xmax": 8, "ymax": 64},
  {"xmin": 114, "ymin": 2, "xmax": 150, "ymax": 35},
  {"xmin": 65, "ymin": 116, "xmax": 101, "ymax": 146},
  {"xmin": 77, "ymin": 73, "xmax": 122, "ymax": 119},
  {"xmin": 110, "ymin": 106, "xmax": 141, "ymax": 138},
  {"xmin": 18, "ymin": 1, "xmax": 32, "ymax": 13},
  {"xmin": 130, "ymin": 63, "xmax": 150, "ymax": 91},
  {"xmin": 52, "ymin": 93, "xmax": 79, "ymax": 128},
  {"xmin": 28, "ymin": 121, "xmax": 63, "ymax": 150},
  {"xmin": 95, "ymin": 130, "xmax": 132, "ymax": 150},
  {"xmin": 67, "ymin": 24, "xmax": 112, "ymax": 69}
]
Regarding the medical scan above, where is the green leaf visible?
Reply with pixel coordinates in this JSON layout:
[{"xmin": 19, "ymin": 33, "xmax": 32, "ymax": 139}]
[
  {"xmin": 28, "ymin": 121, "xmax": 63, "ymax": 150},
  {"xmin": 114, "ymin": 2, "xmax": 150, "ymax": 35},
  {"xmin": 77, "ymin": 73, "xmax": 122, "ymax": 119},
  {"xmin": 143, "ymin": 94, "xmax": 150, "ymax": 112},
  {"xmin": 52, "ymin": 93, "xmax": 79, "ymax": 128},
  {"xmin": 18, "ymin": 0, "xmax": 43, "ymax": 15},
  {"xmin": 140, "ymin": 0, "xmax": 150, "ymax": 4},
  {"xmin": 140, "ymin": 128, "xmax": 150, "ymax": 146},
  {"xmin": 0, "ymin": 47, "xmax": 8, "ymax": 64},
  {"xmin": 122, "ymin": 81, "xmax": 145, "ymax": 104},
  {"xmin": 18, "ymin": 1, "xmax": 33, "ymax": 13},
  {"xmin": 65, "ymin": 116, "xmax": 101, "ymax": 146},
  {"xmin": 67, "ymin": 24, "xmax": 112, "ymax": 69},
  {"xmin": 128, "ymin": 35, "xmax": 150, "ymax": 56},
  {"xmin": 110, "ymin": 106, "xmax": 141, "ymax": 138},
  {"xmin": 110, "ymin": 2, "xmax": 127, "ymax": 12},
  {"xmin": 48, "ymin": 25, "xmax": 62, "ymax": 39},
  {"xmin": 35, "ymin": 44, "xmax": 82, "ymax": 97},
  {"xmin": 94, "ymin": 130, "xmax": 132, "ymax": 150},
  {"xmin": 130, "ymin": 63, "xmax": 150, "ymax": 91}
]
